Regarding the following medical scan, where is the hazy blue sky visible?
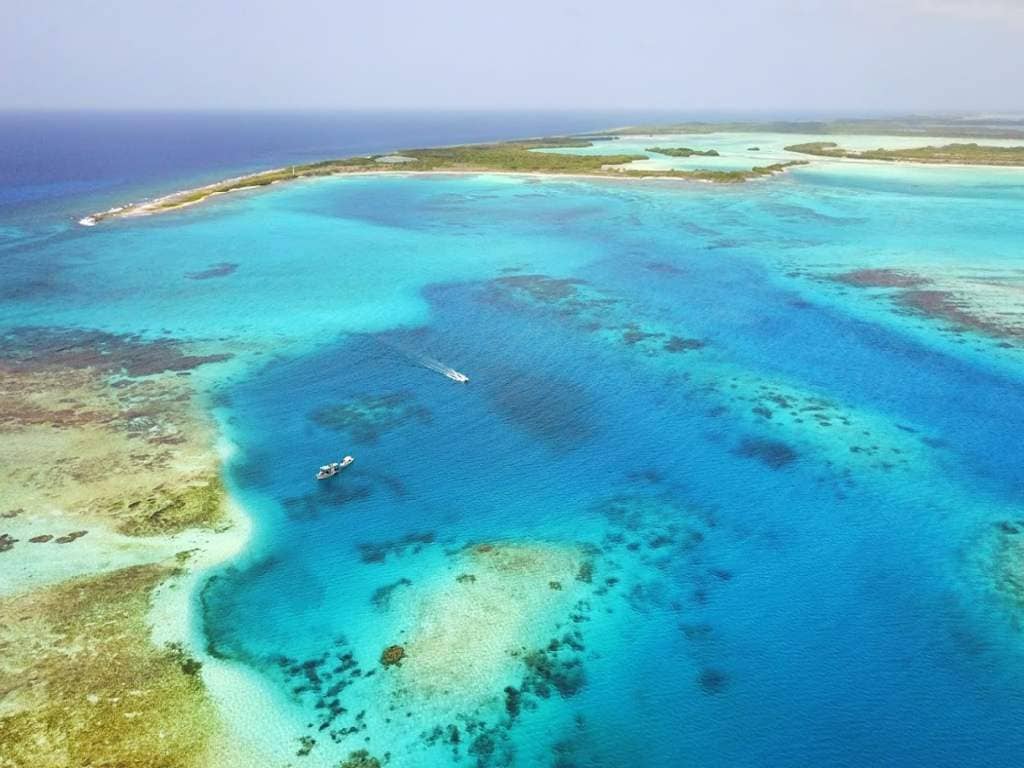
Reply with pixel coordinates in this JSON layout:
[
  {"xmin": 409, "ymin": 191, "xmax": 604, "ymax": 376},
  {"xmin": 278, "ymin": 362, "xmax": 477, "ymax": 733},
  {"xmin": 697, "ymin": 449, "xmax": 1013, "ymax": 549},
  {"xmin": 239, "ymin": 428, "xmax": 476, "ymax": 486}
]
[{"xmin": 3, "ymin": 0, "xmax": 1022, "ymax": 111}]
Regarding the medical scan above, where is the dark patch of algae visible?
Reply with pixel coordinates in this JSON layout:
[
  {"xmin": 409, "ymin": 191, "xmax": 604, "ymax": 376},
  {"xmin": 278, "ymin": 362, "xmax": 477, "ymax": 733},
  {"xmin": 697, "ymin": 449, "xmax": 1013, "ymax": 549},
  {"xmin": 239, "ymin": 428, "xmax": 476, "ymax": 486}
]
[{"xmin": 0, "ymin": 564, "xmax": 216, "ymax": 768}]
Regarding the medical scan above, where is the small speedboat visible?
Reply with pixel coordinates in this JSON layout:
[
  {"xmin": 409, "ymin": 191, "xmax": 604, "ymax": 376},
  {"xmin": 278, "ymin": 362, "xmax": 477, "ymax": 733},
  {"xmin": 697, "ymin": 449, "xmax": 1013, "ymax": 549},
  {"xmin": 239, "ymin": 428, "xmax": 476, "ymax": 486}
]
[
  {"xmin": 316, "ymin": 455, "xmax": 354, "ymax": 480},
  {"xmin": 445, "ymin": 370, "xmax": 470, "ymax": 384}
]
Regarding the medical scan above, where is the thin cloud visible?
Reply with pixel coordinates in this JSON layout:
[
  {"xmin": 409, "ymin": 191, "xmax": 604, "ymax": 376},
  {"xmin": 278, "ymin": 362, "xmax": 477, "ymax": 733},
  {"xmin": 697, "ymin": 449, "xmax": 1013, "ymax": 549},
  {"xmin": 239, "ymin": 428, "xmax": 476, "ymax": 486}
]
[{"xmin": 914, "ymin": 0, "xmax": 1024, "ymax": 21}]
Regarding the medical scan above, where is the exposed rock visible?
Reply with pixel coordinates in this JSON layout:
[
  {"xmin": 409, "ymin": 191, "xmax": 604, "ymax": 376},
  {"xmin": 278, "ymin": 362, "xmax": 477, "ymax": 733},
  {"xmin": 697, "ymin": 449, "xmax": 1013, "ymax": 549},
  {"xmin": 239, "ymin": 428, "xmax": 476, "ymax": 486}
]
[
  {"xmin": 54, "ymin": 530, "xmax": 88, "ymax": 544},
  {"xmin": 380, "ymin": 644, "xmax": 406, "ymax": 667}
]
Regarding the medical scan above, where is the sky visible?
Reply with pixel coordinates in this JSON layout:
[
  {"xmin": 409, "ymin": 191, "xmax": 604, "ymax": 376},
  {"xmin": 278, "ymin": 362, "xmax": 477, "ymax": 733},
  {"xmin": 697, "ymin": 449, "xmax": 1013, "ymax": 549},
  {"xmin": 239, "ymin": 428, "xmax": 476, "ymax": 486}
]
[{"xmin": 2, "ymin": 0, "xmax": 1022, "ymax": 112}]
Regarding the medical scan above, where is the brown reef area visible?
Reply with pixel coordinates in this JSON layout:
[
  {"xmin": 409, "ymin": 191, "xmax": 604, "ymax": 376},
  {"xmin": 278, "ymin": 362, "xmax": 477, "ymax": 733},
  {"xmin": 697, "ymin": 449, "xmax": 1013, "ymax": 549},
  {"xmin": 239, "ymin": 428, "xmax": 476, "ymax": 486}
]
[
  {"xmin": 827, "ymin": 268, "xmax": 1024, "ymax": 345},
  {"xmin": 0, "ymin": 327, "xmax": 245, "ymax": 768}
]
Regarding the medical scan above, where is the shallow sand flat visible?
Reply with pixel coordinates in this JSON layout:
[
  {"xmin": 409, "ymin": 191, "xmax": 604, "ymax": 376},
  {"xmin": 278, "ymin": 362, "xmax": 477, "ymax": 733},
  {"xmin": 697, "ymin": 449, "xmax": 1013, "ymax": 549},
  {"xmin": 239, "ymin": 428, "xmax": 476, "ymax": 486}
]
[
  {"xmin": 387, "ymin": 542, "xmax": 586, "ymax": 708},
  {"xmin": 0, "ymin": 509, "xmax": 233, "ymax": 598}
]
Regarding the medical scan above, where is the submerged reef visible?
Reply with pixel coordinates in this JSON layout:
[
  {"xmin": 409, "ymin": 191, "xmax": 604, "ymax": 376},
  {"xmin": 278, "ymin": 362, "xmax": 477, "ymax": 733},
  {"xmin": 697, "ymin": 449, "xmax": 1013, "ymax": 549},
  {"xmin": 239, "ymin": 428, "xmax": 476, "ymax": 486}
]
[
  {"xmin": 735, "ymin": 437, "xmax": 799, "ymax": 469},
  {"xmin": 380, "ymin": 645, "xmax": 407, "ymax": 667},
  {"xmin": 358, "ymin": 531, "xmax": 437, "ymax": 564},
  {"xmin": 487, "ymin": 371, "xmax": 595, "ymax": 451},
  {"xmin": 832, "ymin": 269, "xmax": 930, "ymax": 289},
  {"xmin": 826, "ymin": 267, "xmax": 1024, "ymax": 346},
  {"xmin": 0, "ymin": 327, "xmax": 231, "ymax": 537},
  {"xmin": 486, "ymin": 273, "xmax": 708, "ymax": 361},
  {"xmin": 312, "ymin": 392, "xmax": 432, "ymax": 444},
  {"xmin": 983, "ymin": 518, "xmax": 1024, "ymax": 618},
  {"xmin": 339, "ymin": 750, "xmax": 383, "ymax": 768},
  {"xmin": 254, "ymin": 484, "xmax": 738, "ymax": 766},
  {"xmin": 483, "ymin": 272, "xmax": 922, "ymax": 487},
  {"xmin": 392, "ymin": 541, "xmax": 587, "ymax": 704},
  {"xmin": 185, "ymin": 262, "xmax": 239, "ymax": 280},
  {"xmin": 0, "ymin": 326, "xmax": 243, "ymax": 766}
]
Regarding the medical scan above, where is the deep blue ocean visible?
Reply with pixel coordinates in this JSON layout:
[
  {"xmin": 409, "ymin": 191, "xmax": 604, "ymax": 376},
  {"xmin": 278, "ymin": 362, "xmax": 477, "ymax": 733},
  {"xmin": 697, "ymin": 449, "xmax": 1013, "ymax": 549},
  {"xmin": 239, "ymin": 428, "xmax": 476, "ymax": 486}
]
[{"xmin": 3, "ymin": 112, "xmax": 1024, "ymax": 767}]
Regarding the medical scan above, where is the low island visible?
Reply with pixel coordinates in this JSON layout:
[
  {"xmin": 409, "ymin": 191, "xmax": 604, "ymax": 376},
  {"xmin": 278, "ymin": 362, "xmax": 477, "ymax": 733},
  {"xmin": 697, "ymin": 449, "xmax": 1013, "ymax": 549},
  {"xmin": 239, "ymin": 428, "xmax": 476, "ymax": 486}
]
[
  {"xmin": 79, "ymin": 136, "xmax": 806, "ymax": 224},
  {"xmin": 784, "ymin": 141, "xmax": 1024, "ymax": 166},
  {"xmin": 646, "ymin": 146, "xmax": 720, "ymax": 157}
]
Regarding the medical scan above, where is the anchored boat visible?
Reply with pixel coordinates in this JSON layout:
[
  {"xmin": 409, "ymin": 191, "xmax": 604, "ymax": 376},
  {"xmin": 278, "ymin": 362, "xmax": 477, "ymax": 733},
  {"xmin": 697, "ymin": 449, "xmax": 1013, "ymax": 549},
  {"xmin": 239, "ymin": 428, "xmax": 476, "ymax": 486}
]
[{"xmin": 316, "ymin": 455, "xmax": 354, "ymax": 480}]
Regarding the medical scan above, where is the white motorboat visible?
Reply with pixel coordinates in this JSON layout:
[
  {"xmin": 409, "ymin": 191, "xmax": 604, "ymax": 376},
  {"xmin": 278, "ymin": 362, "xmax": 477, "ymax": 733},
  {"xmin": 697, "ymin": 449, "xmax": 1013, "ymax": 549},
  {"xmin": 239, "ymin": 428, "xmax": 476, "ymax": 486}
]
[{"xmin": 316, "ymin": 455, "xmax": 354, "ymax": 480}]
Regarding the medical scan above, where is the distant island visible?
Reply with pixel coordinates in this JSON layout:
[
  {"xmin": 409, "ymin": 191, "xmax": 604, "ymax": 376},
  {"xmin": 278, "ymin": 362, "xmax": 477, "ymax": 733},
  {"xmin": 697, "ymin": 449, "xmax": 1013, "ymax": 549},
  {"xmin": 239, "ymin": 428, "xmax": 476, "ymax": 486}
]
[
  {"xmin": 615, "ymin": 115, "xmax": 1024, "ymax": 139},
  {"xmin": 784, "ymin": 141, "xmax": 1024, "ymax": 166}
]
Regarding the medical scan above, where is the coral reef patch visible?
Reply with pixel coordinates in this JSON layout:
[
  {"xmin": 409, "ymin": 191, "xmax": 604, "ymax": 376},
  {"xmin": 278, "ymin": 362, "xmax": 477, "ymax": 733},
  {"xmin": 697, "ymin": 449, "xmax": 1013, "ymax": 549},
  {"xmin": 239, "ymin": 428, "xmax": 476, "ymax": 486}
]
[
  {"xmin": 185, "ymin": 262, "xmax": 239, "ymax": 280},
  {"xmin": 312, "ymin": 392, "xmax": 431, "ymax": 444}
]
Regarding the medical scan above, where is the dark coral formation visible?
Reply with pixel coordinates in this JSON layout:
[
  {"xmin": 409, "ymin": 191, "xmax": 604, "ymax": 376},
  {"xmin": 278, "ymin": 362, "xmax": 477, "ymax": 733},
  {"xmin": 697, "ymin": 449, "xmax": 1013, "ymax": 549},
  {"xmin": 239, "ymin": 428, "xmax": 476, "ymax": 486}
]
[
  {"xmin": 988, "ymin": 518, "xmax": 1024, "ymax": 611},
  {"xmin": 0, "ymin": 326, "xmax": 231, "ymax": 377},
  {"xmin": 53, "ymin": 530, "xmax": 89, "ymax": 544},
  {"xmin": 522, "ymin": 645, "xmax": 585, "ymax": 698},
  {"xmin": 832, "ymin": 269, "xmax": 930, "ymax": 288},
  {"xmin": 421, "ymin": 720, "xmax": 511, "ymax": 767},
  {"xmin": 493, "ymin": 274, "xmax": 589, "ymax": 304},
  {"xmin": 339, "ymin": 750, "xmax": 383, "ymax": 768},
  {"xmin": 735, "ymin": 437, "xmax": 798, "ymax": 469},
  {"xmin": 898, "ymin": 289, "xmax": 1024, "ymax": 342},
  {"xmin": 283, "ymin": 483, "xmax": 373, "ymax": 521},
  {"xmin": 697, "ymin": 667, "xmax": 730, "ymax": 694},
  {"xmin": 371, "ymin": 578, "xmax": 412, "ymax": 610},
  {"xmin": 487, "ymin": 371, "xmax": 594, "ymax": 451},
  {"xmin": 644, "ymin": 261, "xmax": 686, "ymax": 276},
  {"xmin": 267, "ymin": 637, "xmax": 372, "ymax": 745},
  {"xmin": 484, "ymin": 273, "xmax": 706, "ymax": 361},
  {"xmin": 664, "ymin": 336, "xmax": 706, "ymax": 353},
  {"xmin": 380, "ymin": 645, "xmax": 406, "ymax": 667},
  {"xmin": 358, "ymin": 532, "xmax": 436, "ymax": 564},
  {"xmin": 185, "ymin": 262, "xmax": 238, "ymax": 280},
  {"xmin": 311, "ymin": 392, "xmax": 431, "ymax": 444},
  {"xmin": 825, "ymin": 268, "xmax": 1024, "ymax": 344}
]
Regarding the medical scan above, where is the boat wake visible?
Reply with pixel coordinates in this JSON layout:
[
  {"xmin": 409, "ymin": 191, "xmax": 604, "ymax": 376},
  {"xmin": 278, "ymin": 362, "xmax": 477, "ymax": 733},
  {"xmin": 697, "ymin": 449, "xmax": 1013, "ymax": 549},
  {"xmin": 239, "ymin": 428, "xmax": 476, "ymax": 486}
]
[
  {"xmin": 416, "ymin": 354, "xmax": 470, "ymax": 383},
  {"xmin": 380, "ymin": 340, "xmax": 469, "ymax": 383}
]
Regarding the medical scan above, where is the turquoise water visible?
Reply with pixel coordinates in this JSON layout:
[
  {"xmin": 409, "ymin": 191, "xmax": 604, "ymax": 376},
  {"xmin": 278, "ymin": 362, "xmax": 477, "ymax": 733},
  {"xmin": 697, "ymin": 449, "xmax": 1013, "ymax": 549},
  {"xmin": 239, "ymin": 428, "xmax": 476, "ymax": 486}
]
[{"xmin": 5, "ymin": 137, "xmax": 1024, "ymax": 766}]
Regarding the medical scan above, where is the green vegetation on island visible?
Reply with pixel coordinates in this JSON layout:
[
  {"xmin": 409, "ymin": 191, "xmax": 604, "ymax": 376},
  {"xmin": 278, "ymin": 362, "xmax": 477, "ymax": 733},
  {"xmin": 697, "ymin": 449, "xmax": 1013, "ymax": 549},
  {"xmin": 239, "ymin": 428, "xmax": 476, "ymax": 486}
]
[
  {"xmin": 784, "ymin": 141, "xmax": 1024, "ymax": 166},
  {"xmin": 646, "ymin": 147, "xmax": 720, "ymax": 157},
  {"xmin": 396, "ymin": 138, "xmax": 645, "ymax": 172},
  {"xmin": 84, "ymin": 138, "xmax": 809, "ymax": 222}
]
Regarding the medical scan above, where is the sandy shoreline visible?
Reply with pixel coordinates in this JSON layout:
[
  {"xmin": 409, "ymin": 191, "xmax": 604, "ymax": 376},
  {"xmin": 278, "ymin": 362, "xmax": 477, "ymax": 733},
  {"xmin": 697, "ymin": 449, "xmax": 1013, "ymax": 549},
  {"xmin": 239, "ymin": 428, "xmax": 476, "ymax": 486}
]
[{"xmin": 77, "ymin": 167, "xmax": 724, "ymax": 225}]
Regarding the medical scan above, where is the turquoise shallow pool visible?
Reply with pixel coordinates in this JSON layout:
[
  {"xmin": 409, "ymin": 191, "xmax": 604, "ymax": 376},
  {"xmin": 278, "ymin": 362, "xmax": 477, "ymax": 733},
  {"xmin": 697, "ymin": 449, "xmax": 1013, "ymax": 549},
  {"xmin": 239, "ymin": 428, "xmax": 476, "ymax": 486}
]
[{"xmin": 5, "ymin": 140, "xmax": 1024, "ymax": 766}]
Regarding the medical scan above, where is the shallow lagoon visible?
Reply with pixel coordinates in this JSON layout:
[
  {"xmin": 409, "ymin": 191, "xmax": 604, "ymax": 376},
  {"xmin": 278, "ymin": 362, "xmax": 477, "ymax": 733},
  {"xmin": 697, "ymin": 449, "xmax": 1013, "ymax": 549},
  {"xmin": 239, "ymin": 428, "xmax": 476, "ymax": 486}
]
[{"xmin": 5, "ymin": 150, "xmax": 1024, "ymax": 766}]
